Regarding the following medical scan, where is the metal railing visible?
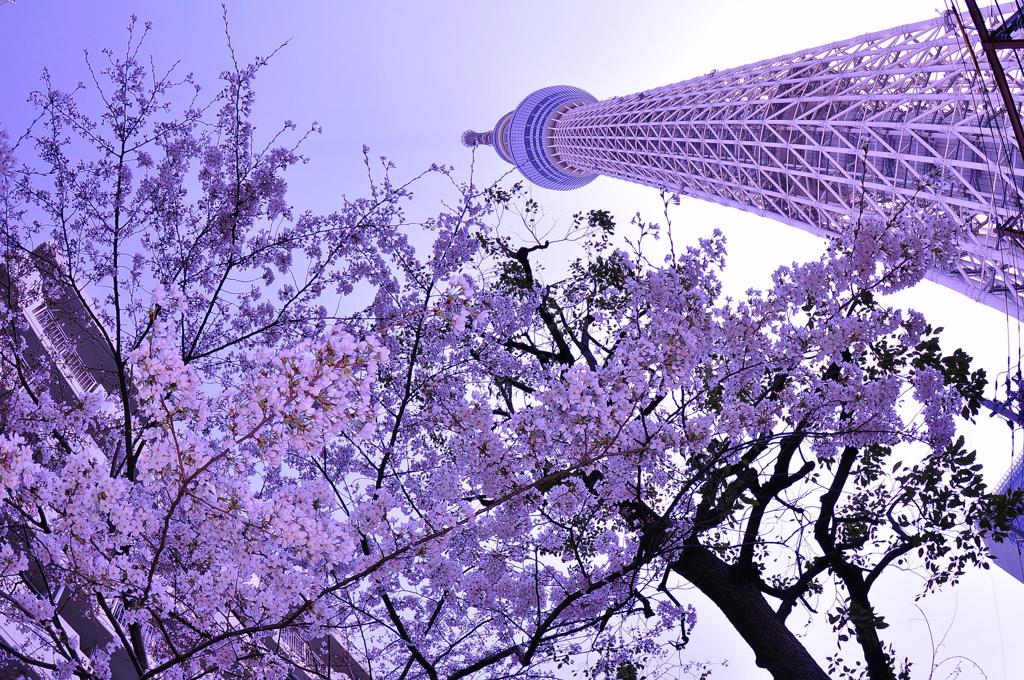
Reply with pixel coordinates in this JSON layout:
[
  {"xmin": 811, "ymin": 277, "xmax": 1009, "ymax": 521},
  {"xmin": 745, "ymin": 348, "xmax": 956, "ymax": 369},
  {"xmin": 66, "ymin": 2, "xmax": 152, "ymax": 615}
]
[
  {"xmin": 279, "ymin": 628, "xmax": 332, "ymax": 677},
  {"xmin": 24, "ymin": 297, "xmax": 103, "ymax": 397}
]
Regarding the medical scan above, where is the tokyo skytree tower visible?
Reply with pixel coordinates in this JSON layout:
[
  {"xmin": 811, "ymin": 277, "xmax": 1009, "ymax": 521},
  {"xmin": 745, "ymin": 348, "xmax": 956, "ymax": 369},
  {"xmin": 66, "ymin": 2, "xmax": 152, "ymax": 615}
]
[{"xmin": 463, "ymin": 4, "xmax": 1024, "ymax": 316}]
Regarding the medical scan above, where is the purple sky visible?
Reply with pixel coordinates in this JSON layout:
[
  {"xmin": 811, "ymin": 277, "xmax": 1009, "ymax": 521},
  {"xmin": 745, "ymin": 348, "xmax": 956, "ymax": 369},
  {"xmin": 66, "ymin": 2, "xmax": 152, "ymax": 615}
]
[{"xmin": 2, "ymin": 2, "xmax": 1022, "ymax": 678}]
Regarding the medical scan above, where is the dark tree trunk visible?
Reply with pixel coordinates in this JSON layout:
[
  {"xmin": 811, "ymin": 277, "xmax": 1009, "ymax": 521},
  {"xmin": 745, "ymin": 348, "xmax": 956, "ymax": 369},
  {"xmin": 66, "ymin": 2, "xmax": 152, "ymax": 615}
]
[
  {"xmin": 672, "ymin": 543, "xmax": 830, "ymax": 680},
  {"xmin": 835, "ymin": 567, "xmax": 896, "ymax": 680}
]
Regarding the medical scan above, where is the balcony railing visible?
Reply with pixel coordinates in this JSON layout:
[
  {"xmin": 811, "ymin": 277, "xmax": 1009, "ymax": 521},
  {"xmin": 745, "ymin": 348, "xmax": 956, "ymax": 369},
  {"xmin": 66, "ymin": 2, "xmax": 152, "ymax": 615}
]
[
  {"xmin": 277, "ymin": 628, "xmax": 369, "ymax": 679},
  {"xmin": 23, "ymin": 297, "xmax": 103, "ymax": 398},
  {"xmin": 279, "ymin": 628, "xmax": 330, "ymax": 677}
]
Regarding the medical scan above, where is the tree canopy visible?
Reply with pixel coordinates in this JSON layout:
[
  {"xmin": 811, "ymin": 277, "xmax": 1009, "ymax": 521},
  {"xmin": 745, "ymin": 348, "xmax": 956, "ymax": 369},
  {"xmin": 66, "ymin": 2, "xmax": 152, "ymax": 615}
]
[{"xmin": 0, "ymin": 19, "xmax": 1020, "ymax": 680}]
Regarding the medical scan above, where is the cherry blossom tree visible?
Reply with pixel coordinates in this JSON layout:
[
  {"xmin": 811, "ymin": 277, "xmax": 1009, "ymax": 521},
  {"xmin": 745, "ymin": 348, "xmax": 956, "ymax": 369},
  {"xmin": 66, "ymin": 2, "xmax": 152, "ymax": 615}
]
[
  {"xmin": 0, "ymin": 16, "xmax": 1020, "ymax": 680},
  {"xmin": 472, "ymin": 185, "xmax": 1024, "ymax": 680}
]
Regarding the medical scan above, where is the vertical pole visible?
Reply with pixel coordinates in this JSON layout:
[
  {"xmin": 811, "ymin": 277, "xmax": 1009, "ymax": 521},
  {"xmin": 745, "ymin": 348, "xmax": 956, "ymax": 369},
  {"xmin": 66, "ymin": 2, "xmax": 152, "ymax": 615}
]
[{"xmin": 962, "ymin": 0, "xmax": 1024, "ymax": 166}]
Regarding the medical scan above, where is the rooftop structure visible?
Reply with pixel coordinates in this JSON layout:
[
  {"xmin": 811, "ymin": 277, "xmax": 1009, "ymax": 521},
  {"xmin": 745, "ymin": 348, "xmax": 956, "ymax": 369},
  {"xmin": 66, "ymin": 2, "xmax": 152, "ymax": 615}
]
[{"xmin": 465, "ymin": 4, "xmax": 1024, "ymax": 318}]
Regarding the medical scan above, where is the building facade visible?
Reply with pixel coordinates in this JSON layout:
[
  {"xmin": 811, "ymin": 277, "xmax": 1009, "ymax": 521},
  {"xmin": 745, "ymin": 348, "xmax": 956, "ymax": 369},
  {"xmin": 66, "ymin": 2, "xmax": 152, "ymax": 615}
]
[
  {"xmin": 987, "ymin": 453, "xmax": 1024, "ymax": 581},
  {"xmin": 464, "ymin": 4, "xmax": 1024, "ymax": 317},
  {"xmin": 0, "ymin": 247, "xmax": 369, "ymax": 678},
  {"xmin": 0, "ymin": 246, "xmax": 128, "ymax": 678}
]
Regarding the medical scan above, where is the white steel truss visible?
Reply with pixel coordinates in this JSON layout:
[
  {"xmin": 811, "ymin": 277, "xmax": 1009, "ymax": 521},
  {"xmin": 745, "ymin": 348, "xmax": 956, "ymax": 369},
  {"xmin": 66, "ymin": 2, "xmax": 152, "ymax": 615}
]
[{"xmin": 538, "ymin": 5, "xmax": 1024, "ymax": 317}]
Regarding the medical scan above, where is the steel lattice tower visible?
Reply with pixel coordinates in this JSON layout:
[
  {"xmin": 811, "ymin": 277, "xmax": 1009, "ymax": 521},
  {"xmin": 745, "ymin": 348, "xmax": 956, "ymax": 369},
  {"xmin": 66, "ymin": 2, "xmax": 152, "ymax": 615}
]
[{"xmin": 464, "ymin": 4, "xmax": 1024, "ymax": 317}]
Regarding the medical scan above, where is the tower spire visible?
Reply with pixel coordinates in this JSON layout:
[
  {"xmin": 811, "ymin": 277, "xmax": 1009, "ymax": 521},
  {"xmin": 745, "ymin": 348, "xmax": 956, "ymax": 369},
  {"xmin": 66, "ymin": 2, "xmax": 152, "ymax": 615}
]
[
  {"xmin": 465, "ymin": 7, "xmax": 1024, "ymax": 319},
  {"xmin": 461, "ymin": 129, "xmax": 493, "ymax": 148},
  {"xmin": 466, "ymin": 87, "xmax": 597, "ymax": 191}
]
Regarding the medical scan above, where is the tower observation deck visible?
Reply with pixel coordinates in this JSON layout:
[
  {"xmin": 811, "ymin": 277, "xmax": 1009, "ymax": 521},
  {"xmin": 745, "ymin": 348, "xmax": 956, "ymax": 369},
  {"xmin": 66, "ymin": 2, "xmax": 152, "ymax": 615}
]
[{"xmin": 464, "ymin": 4, "xmax": 1024, "ymax": 317}]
